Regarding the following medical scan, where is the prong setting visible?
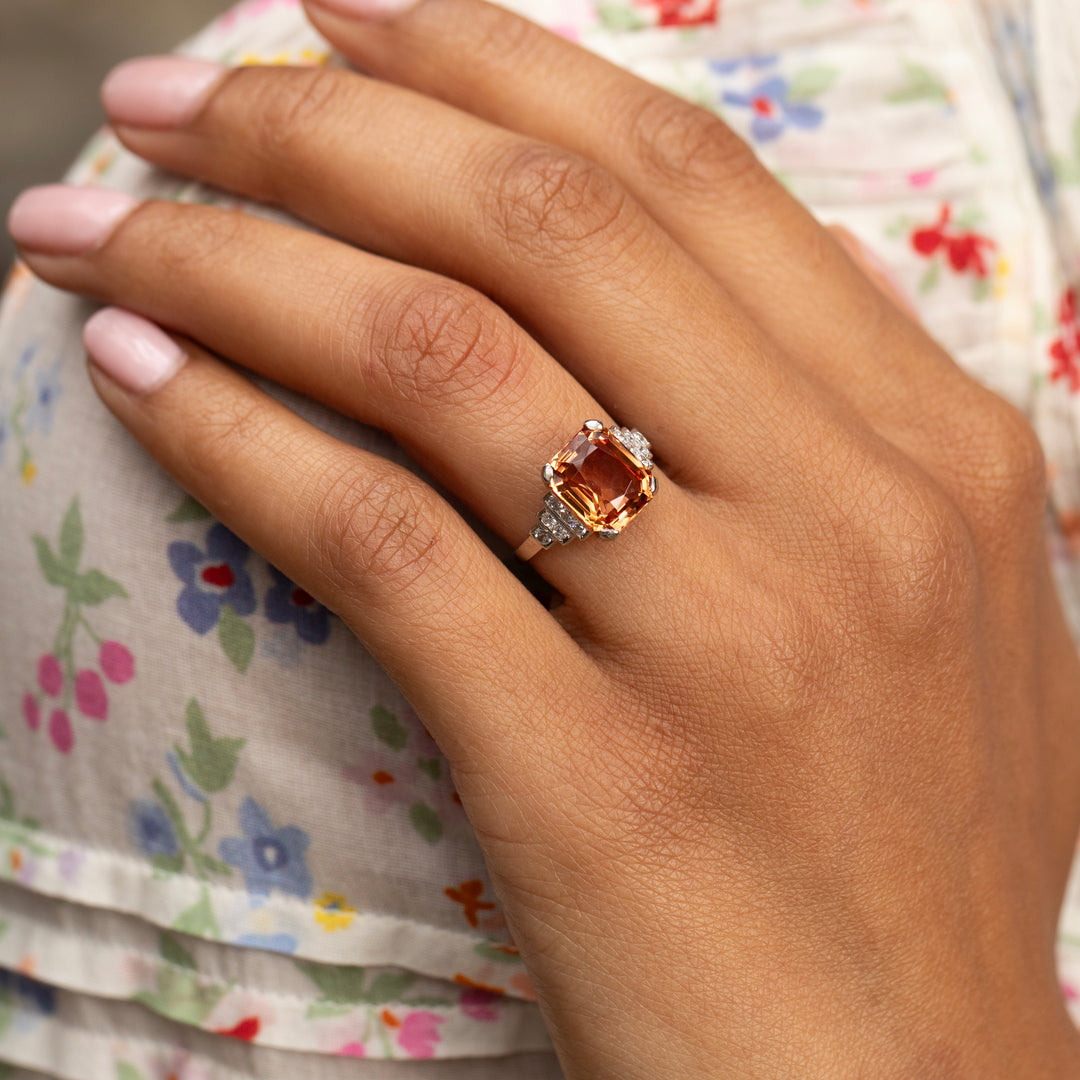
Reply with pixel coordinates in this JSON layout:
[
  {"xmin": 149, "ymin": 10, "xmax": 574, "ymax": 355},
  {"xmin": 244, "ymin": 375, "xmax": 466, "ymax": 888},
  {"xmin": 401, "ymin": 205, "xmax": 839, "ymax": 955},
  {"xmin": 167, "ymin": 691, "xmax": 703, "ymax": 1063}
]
[
  {"xmin": 584, "ymin": 419, "xmax": 604, "ymax": 431},
  {"xmin": 598, "ymin": 528, "xmax": 619, "ymax": 540},
  {"xmin": 649, "ymin": 474, "xmax": 658, "ymax": 495},
  {"xmin": 541, "ymin": 463, "xmax": 555, "ymax": 483}
]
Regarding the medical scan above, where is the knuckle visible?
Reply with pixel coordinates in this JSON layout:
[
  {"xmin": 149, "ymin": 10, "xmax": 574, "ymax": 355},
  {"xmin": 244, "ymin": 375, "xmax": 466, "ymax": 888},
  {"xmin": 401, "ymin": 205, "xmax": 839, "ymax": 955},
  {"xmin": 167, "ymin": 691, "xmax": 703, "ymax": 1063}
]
[
  {"xmin": 483, "ymin": 142, "xmax": 638, "ymax": 265},
  {"xmin": 625, "ymin": 88, "xmax": 766, "ymax": 199},
  {"xmin": 364, "ymin": 278, "xmax": 528, "ymax": 408},
  {"xmin": 313, "ymin": 463, "xmax": 449, "ymax": 597},
  {"xmin": 864, "ymin": 473, "xmax": 979, "ymax": 628},
  {"xmin": 254, "ymin": 66, "xmax": 350, "ymax": 158},
  {"xmin": 953, "ymin": 394, "xmax": 1049, "ymax": 519}
]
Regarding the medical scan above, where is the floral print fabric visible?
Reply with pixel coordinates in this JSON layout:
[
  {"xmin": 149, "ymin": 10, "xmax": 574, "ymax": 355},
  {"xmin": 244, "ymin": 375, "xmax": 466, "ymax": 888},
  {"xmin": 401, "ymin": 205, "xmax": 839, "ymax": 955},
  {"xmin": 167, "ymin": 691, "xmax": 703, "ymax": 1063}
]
[{"xmin": 3, "ymin": 0, "xmax": 1080, "ymax": 1076}]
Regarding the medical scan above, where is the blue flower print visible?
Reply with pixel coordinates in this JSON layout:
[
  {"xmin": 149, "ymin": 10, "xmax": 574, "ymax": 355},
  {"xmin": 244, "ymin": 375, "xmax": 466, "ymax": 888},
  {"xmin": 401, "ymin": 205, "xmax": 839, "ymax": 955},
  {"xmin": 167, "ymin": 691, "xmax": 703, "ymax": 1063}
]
[
  {"xmin": 128, "ymin": 799, "xmax": 180, "ymax": 858},
  {"xmin": 723, "ymin": 76, "xmax": 824, "ymax": 143},
  {"xmin": 169, "ymin": 522, "xmax": 256, "ymax": 635},
  {"xmin": 0, "ymin": 405, "xmax": 10, "ymax": 466},
  {"xmin": 24, "ymin": 355, "xmax": 63, "ymax": 436},
  {"xmin": 234, "ymin": 932, "xmax": 299, "ymax": 954},
  {"xmin": 265, "ymin": 566, "xmax": 331, "ymax": 645},
  {"xmin": 708, "ymin": 53, "xmax": 778, "ymax": 76},
  {"xmin": 219, "ymin": 797, "xmax": 313, "ymax": 900},
  {"xmin": 0, "ymin": 969, "xmax": 57, "ymax": 1015}
]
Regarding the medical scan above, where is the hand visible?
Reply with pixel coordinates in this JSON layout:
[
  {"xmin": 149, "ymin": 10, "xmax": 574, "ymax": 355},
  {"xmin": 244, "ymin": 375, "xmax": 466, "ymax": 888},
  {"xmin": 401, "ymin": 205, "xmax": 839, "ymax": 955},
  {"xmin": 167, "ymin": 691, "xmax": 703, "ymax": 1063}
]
[{"xmin": 9, "ymin": 1, "xmax": 1080, "ymax": 1075}]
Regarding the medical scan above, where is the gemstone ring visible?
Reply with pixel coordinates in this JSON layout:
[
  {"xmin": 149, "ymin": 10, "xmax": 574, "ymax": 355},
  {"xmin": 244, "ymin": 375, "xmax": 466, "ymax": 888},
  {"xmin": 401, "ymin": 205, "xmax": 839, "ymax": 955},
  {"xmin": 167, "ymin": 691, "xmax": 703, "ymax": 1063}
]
[{"xmin": 514, "ymin": 420, "xmax": 658, "ymax": 562}]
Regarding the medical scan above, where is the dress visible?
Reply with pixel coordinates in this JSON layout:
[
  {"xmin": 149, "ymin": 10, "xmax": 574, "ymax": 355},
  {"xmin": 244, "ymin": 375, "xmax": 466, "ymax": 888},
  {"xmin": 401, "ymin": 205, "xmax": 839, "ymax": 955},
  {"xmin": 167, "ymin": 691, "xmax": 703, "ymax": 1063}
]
[{"xmin": 2, "ymin": 0, "xmax": 1080, "ymax": 1075}]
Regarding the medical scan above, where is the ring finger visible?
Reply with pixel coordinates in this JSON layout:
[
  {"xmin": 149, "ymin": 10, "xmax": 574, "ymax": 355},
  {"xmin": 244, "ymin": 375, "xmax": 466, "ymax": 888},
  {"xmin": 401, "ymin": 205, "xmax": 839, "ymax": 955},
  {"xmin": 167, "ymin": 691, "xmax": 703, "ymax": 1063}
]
[{"xmin": 9, "ymin": 190, "xmax": 704, "ymax": 624}]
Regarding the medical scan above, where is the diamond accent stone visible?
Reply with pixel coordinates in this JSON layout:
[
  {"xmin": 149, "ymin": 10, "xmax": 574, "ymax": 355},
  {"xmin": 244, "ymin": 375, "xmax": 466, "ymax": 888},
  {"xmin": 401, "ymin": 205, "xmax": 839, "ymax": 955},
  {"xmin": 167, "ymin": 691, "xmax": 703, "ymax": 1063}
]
[
  {"xmin": 545, "ymin": 493, "xmax": 589, "ymax": 538},
  {"xmin": 539, "ymin": 510, "xmax": 571, "ymax": 543},
  {"xmin": 610, "ymin": 426, "xmax": 653, "ymax": 467},
  {"xmin": 531, "ymin": 526, "xmax": 554, "ymax": 548}
]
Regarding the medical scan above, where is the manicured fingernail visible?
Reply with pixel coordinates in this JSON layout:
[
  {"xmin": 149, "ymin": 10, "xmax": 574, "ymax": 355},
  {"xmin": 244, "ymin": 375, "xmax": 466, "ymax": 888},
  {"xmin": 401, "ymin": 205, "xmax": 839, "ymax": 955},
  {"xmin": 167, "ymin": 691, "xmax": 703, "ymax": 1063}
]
[
  {"xmin": 102, "ymin": 56, "xmax": 226, "ymax": 129},
  {"xmin": 305, "ymin": 0, "xmax": 419, "ymax": 22},
  {"xmin": 7, "ymin": 185, "xmax": 138, "ymax": 256},
  {"xmin": 84, "ymin": 308, "xmax": 187, "ymax": 396}
]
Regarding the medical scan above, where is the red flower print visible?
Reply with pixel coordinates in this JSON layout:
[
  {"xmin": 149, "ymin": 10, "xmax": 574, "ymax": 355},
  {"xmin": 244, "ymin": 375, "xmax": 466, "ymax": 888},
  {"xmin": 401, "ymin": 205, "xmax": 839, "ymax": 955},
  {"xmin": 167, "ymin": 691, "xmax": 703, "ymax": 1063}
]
[
  {"xmin": 216, "ymin": 1016, "xmax": 261, "ymax": 1041},
  {"xmin": 636, "ymin": 0, "xmax": 719, "ymax": 27},
  {"xmin": 444, "ymin": 879, "xmax": 497, "ymax": 928},
  {"xmin": 910, "ymin": 204, "xmax": 996, "ymax": 280},
  {"xmin": 1050, "ymin": 288, "xmax": 1080, "ymax": 394}
]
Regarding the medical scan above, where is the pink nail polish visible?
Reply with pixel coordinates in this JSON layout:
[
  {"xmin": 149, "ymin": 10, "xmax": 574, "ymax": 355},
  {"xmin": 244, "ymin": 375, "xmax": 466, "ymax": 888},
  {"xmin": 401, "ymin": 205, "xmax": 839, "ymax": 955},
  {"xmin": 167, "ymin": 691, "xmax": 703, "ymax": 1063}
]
[
  {"xmin": 305, "ymin": 0, "xmax": 419, "ymax": 22},
  {"xmin": 7, "ymin": 185, "xmax": 138, "ymax": 256},
  {"xmin": 102, "ymin": 56, "xmax": 226, "ymax": 129},
  {"xmin": 84, "ymin": 308, "xmax": 187, "ymax": 396}
]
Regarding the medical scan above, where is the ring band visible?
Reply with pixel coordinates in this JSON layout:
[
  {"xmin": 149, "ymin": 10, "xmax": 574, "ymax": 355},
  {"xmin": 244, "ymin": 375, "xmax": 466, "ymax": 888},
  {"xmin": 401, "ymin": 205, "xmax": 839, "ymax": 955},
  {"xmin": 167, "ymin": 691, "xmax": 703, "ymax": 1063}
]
[{"xmin": 514, "ymin": 420, "xmax": 658, "ymax": 562}]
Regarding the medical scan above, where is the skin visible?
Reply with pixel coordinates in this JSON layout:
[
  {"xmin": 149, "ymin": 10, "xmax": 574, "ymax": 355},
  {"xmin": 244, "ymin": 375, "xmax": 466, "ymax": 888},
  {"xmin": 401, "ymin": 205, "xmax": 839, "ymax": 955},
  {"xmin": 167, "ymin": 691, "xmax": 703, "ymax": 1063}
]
[{"xmin": 12, "ymin": 0, "xmax": 1080, "ymax": 1074}]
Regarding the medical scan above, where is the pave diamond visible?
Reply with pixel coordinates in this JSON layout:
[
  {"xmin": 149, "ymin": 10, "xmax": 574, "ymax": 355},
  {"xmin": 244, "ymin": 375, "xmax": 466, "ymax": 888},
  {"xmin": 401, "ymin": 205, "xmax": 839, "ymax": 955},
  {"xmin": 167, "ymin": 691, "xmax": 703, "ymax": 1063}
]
[
  {"xmin": 545, "ymin": 493, "xmax": 589, "ymax": 538},
  {"xmin": 610, "ymin": 426, "xmax": 653, "ymax": 467},
  {"xmin": 539, "ymin": 510, "xmax": 572, "ymax": 543},
  {"xmin": 546, "ymin": 424, "xmax": 655, "ymax": 535}
]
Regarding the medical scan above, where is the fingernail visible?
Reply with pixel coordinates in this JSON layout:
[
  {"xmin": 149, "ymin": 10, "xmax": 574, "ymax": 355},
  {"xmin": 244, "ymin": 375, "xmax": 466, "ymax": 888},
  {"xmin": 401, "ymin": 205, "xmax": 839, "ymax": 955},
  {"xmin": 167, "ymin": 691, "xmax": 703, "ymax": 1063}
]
[
  {"xmin": 102, "ymin": 56, "xmax": 226, "ymax": 129},
  {"xmin": 305, "ymin": 0, "xmax": 419, "ymax": 22},
  {"xmin": 7, "ymin": 185, "xmax": 138, "ymax": 256},
  {"xmin": 84, "ymin": 308, "xmax": 187, "ymax": 396}
]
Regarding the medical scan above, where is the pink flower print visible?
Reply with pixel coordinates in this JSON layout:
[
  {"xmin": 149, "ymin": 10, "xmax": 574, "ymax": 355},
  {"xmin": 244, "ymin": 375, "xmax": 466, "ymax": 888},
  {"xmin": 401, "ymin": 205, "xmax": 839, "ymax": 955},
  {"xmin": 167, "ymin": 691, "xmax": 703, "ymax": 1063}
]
[
  {"xmin": 460, "ymin": 987, "xmax": 500, "ymax": 1022},
  {"xmin": 38, "ymin": 654, "xmax": 63, "ymax": 696},
  {"xmin": 48, "ymin": 709, "xmax": 73, "ymax": 754},
  {"xmin": 99, "ymin": 641, "xmax": 134, "ymax": 683},
  {"xmin": 337, "ymin": 1042, "xmax": 366, "ymax": 1058},
  {"xmin": 22, "ymin": 693, "xmax": 40, "ymax": 731},
  {"xmin": 75, "ymin": 669, "xmax": 108, "ymax": 720},
  {"xmin": 397, "ymin": 1011, "xmax": 444, "ymax": 1059}
]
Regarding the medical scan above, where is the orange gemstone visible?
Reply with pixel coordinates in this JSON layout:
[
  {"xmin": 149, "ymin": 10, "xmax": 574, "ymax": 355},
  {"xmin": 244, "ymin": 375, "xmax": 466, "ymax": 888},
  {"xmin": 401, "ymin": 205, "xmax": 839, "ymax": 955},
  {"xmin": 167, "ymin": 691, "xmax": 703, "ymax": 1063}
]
[{"xmin": 549, "ymin": 426, "xmax": 653, "ymax": 533}]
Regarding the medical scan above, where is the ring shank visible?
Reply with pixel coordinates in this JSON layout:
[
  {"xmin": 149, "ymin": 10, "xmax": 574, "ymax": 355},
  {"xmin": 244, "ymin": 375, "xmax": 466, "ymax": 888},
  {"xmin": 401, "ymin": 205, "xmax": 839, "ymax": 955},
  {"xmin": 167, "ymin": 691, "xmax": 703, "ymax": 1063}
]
[{"xmin": 514, "ymin": 536, "xmax": 544, "ymax": 562}]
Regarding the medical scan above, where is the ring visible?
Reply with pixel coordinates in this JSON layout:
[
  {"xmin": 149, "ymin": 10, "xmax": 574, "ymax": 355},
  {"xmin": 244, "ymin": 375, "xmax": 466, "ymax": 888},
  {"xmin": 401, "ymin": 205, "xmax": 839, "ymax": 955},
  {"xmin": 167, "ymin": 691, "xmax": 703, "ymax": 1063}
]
[{"xmin": 514, "ymin": 420, "xmax": 658, "ymax": 562}]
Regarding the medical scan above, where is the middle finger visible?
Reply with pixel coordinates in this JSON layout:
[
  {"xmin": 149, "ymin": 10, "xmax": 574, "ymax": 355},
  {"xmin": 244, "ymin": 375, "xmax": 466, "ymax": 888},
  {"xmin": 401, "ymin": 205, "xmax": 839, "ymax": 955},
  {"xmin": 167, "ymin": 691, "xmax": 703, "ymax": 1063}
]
[{"xmin": 100, "ymin": 57, "xmax": 816, "ymax": 493}]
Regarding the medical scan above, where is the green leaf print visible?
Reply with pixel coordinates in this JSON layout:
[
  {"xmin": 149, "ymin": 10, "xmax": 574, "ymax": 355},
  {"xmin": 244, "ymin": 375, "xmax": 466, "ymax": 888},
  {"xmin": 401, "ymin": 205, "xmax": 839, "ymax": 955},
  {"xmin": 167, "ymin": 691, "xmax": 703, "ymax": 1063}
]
[
  {"xmin": 70, "ymin": 567, "xmax": 128, "ymax": 606},
  {"xmin": 365, "ymin": 970, "xmax": 418, "ymax": 1005},
  {"xmin": 296, "ymin": 961, "xmax": 417, "ymax": 1010},
  {"xmin": 218, "ymin": 603, "xmax": 255, "ymax": 673},
  {"xmin": 175, "ymin": 698, "xmax": 246, "ymax": 794},
  {"xmin": 165, "ymin": 494, "xmax": 213, "ymax": 523},
  {"xmin": 159, "ymin": 932, "xmax": 197, "ymax": 972},
  {"xmin": 32, "ymin": 535, "xmax": 77, "ymax": 588},
  {"xmin": 116, "ymin": 1063, "xmax": 148, "ymax": 1080},
  {"xmin": 595, "ymin": 1, "xmax": 650, "ymax": 30},
  {"xmin": 133, "ymin": 963, "xmax": 226, "ymax": 1026},
  {"xmin": 409, "ymin": 801, "xmax": 443, "ymax": 844},
  {"xmin": 885, "ymin": 61, "xmax": 949, "ymax": 105},
  {"xmin": 786, "ymin": 65, "xmax": 838, "ymax": 103},
  {"xmin": 918, "ymin": 260, "xmax": 941, "ymax": 294},
  {"xmin": 172, "ymin": 887, "xmax": 220, "ymax": 938},
  {"xmin": 371, "ymin": 704, "xmax": 408, "ymax": 750},
  {"xmin": 474, "ymin": 940, "xmax": 523, "ymax": 965},
  {"xmin": 417, "ymin": 757, "xmax": 442, "ymax": 781},
  {"xmin": 58, "ymin": 497, "xmax": 84, "ymax": 568},
  {"xmin": 295, "ymin": 960, "xmax": 376, "ymax": 1004}
]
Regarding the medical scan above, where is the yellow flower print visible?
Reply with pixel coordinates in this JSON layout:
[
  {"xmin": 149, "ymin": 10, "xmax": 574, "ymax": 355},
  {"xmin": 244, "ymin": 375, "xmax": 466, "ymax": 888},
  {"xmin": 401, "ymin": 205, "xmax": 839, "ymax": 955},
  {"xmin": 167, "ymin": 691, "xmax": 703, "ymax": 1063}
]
[
  {"xmin": 21, "ymin": 460, "xmax": 37, "ymax": 485},
  {"xmin": 314, "ymin": 891, "xmax": 356, "ymax": 931}
]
